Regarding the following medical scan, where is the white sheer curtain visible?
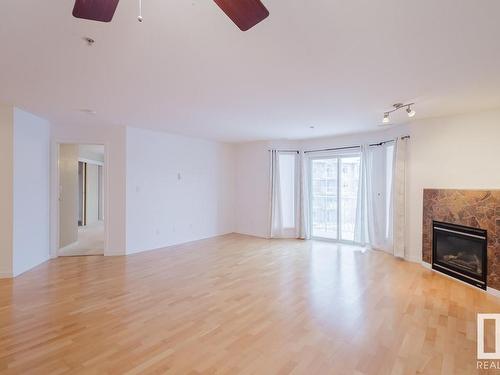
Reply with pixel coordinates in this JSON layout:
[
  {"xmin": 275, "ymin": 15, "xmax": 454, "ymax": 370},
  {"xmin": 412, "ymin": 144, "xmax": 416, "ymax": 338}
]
[
  {"xmin": 366, "ymin": 143, "xmax": 393, "ymax": 252},
  {"xmin": 269, "ymin": 150, "xmax": 283, "ymax": 238},
  {"xmin": 354, "ymin": 137, "xmax": 407, "ymax": 257},
  {"xmin": 270, "ymin": 138, "xmax": 407, "ymax": 252},
  {"xmin": 353, "ymin": 146, "xmax": 368, "ymax": 245},
  {"xmin": 392, "ymin": 137, "xmax": 407, "ymax": 258},
  {"xmin": 269, "ymin": 150, "xmax": 302, "ymax": 239},
  {"xmin": 299, "ymin": 151, "xmax": 311, "ymax": 240}
]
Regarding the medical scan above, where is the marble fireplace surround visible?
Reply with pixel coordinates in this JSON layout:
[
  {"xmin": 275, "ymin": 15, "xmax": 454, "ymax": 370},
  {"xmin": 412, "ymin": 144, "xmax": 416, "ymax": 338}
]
[{"xmin": 422, "ymin": 189, "xmax": 500, "ymax": 291}]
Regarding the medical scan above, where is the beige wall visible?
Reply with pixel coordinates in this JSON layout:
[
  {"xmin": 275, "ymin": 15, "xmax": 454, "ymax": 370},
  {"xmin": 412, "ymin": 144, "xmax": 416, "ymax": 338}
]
[
  {"xmin": 0, "ymin": 106, "xmax": 13, "ymax": 277},
  {"xmin": 59, "ymin": 144, "xmax": 79, "ymax": 248}
]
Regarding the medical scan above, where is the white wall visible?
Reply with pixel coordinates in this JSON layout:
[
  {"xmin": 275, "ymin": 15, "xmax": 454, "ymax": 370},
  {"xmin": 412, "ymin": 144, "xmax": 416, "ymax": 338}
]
[
  {"xmin": 299, "ymin": 127, "xmax": 408, "ymax": 151},
  {"xmin": 406, "ymin": 109, "xmax": 500, "ymax": 262},
  {"xmin": 126, "ymin": 127, "xmax": 236, "ymax": 254},
  {"xmin": 0, "ymin": 105, "xmax": 14, "ymax": 277},
  {"xmin": 51, "ymin": 123, "xmax": 126, "ymax": 256},
  {"xmin": 234, "ymin": 141, "xmax": 270, "ymax": 238},
  {"xmin": 12, "ymin": 108, "xmax": 51, "ymax": 276}
]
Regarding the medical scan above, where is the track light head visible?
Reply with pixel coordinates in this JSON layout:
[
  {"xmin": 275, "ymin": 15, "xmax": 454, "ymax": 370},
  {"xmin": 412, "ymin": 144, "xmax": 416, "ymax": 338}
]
[
  {"xmin": 406, "ymin": 106, "xmax": 416, "ymax": 118},
  {"xmin": 383, "ymin": 102, "xmax": 415, "ymax": 123}
]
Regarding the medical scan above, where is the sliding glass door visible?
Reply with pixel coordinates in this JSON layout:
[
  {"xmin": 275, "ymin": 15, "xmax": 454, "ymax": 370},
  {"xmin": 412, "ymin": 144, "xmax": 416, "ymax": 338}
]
[
  {"xmin": 310, "ymin": 154, "xmax": 361, "ymax": 241},
  {"xmin": 311, "ymin": 158, "xmax": 338, "ymax": 239}
]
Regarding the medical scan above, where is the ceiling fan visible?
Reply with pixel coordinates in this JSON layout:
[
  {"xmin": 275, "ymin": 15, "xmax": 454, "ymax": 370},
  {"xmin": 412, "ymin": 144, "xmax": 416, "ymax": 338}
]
[{"xmin": 72, "ymin": 0, "xmax": 270, "ymax": 31}]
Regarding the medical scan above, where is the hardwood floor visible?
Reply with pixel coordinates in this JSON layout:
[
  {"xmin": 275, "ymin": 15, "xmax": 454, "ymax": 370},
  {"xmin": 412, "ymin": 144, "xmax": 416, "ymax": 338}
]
[{"xmin": 1, "ymin": 234, "xmax": 500, "ymax": 374}]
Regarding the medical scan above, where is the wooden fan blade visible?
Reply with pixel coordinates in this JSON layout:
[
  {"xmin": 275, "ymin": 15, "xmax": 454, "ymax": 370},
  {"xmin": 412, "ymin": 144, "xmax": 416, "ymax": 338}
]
[
  {"xmin": 73, "ymin": 0, "xmax": 120, "ymax": 23},
  {"xmin": 213, "ymin": 0, "xmax": 269, "ymax": 31}
]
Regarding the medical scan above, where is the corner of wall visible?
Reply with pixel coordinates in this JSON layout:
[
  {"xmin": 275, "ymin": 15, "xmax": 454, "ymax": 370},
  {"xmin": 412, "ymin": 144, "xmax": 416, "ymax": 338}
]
[{"xmin": 0, "ymin": 104, "xmax": 14, "ymax": 276}]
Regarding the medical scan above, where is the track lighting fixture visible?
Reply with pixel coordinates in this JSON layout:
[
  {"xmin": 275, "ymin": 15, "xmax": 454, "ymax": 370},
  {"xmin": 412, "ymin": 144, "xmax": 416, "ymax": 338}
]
[
  {"xmin": 381, "ymin": 102, "xmax": 416, "ymax": 124},
  {"xmin": 406, "ymin": 105, "xmax": 416, "ymax": 118}
]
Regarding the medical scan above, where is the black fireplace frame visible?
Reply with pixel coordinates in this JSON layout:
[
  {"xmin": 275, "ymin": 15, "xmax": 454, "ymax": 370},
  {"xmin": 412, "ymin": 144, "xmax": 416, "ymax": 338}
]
[{"xmin": 432, "ymin": 220, "xmax": 487, "ymax": 290}]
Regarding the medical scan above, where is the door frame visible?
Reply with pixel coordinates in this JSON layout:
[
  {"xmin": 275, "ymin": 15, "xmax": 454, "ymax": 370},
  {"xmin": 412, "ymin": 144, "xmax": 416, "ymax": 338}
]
[{"xmin": 50, "ymin": 141, "xmax": 110, "ymax": 258}]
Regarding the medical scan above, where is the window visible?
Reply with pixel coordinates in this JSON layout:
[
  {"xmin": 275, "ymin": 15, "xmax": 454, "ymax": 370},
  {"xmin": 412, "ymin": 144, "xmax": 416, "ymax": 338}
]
[
  {"xmin": 340, "ymin": 156, "xmax": 361, "ymax": 241},
  {"xmin": 311, "ymin": 158, "xmax": 338, "ymax": 239},
  {"xmin": 310, "ymin": 154, "xmax": 361, "ymax": 241}
]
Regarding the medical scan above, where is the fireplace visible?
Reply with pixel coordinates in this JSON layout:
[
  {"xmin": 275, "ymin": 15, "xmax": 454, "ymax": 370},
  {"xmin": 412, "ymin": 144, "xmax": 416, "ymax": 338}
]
[{"xmin": 432, "ymin": 221, "xmax": 487, "ymax": 290}]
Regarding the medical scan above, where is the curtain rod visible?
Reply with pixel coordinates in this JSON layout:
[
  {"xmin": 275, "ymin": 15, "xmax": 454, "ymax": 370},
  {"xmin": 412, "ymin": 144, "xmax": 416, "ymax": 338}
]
[
  {"xmin": 267, "ymin": 150, "xmax": 300, "ymax": 153},
  {"xmin": 369, "ymin": 135, "xmax": 410, "ymax": 147},
  {"xmin": 268, "ymin": 135, "xmax": 410, "ymax": 154},
  {"xmin": 304, "ymin": 145, "xmax": 360, "ymax": 154}
]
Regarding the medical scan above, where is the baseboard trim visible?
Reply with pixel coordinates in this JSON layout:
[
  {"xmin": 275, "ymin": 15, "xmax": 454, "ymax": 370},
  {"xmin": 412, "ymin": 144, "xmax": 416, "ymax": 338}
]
[
  {"xmin": 421, "ymin": 261, "xmax": 432, "ymax": 270},
  {"xmin": 487, "ymin": 287, "xmax": 500, "ymax": 298},
  {"xmin": 233, "ymin": 231, "xmax": 268, "ymax": 239},
  {"xmin": 11, "ymin": 256, "xmax": 50, "ymax": 278},
  {"xmin": 421, "ymin": 261, "xmax": 500, "ymax": 298},
  {"xmin": 126, "ymin": 232, "xmax": 237, "ymax": 256}
]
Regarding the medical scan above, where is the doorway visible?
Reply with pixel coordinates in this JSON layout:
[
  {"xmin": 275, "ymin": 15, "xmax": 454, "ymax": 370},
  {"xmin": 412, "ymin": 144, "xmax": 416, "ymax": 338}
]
[
  {"xmin": 310, "ymin": 153, "xmax": 361, "ymax": 241},
  {"xmin": 58, "ymin": 144, "xmax": 105, "ymax": 256}
]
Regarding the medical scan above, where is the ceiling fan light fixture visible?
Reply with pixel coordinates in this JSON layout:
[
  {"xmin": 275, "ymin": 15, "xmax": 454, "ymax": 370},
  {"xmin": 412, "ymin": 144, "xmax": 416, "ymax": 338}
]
[
  {"xmin": 213, "ymin": 0, "xmax": 270, "ymax": 31},
  {"xmin": 73, "ymin": 0, "xmax": 120, "ymax": 22},
  {"xmin": 72, "ymin": 0, "xmax": 269, "ymax": 31}
]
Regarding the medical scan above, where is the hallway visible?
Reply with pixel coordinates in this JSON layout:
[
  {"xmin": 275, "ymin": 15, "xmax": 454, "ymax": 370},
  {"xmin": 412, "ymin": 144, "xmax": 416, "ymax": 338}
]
[{"xmin": 58, "ymin": 221, "xmax": 104, "ymax": 256}]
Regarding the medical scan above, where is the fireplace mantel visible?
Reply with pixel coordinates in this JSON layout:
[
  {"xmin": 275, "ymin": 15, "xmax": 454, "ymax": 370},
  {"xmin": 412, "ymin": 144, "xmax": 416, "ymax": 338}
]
[{"xmin": 422, "ymin": 189, "xmax": 500, "ymax": 290}]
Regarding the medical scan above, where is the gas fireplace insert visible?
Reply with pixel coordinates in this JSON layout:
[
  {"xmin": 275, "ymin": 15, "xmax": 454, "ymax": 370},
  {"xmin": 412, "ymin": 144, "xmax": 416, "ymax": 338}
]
[{"xmin": 432, "ymin": 221, "xmax": 487, "ymax": 290}]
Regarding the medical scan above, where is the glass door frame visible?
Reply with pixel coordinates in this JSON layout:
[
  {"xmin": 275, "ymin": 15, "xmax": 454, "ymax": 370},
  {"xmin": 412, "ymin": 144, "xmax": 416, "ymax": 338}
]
[{"xmin": 308, "ymin": 152, "xmax": 361, "ymax": 244}]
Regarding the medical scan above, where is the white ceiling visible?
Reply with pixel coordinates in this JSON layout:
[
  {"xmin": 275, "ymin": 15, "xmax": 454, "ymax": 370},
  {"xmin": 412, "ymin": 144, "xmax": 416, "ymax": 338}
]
[{"xmin": 1, "ymin": 0, "xmax": 499, "ymax": 142}]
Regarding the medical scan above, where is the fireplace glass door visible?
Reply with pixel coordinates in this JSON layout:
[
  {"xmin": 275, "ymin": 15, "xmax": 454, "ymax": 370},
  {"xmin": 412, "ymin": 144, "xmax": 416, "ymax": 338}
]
[{"xmin": 432, "ymin": 221, "xmax": 487, "ymax": 289}]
